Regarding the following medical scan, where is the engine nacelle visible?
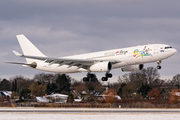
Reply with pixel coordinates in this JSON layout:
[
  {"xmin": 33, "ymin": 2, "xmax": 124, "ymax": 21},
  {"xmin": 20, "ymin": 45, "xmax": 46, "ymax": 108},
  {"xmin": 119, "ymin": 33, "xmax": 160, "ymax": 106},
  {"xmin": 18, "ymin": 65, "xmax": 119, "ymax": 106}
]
[
  {"xmin": 121, "ymin": 64, "xmax": 144, "ymax": 72},
  {"xmin": 90, "ymin": 62, "xmax": 112, "ymax": 72},
  {"xmin": 30, "ymin": 62, "xmax": 37, "ymax": 68}
]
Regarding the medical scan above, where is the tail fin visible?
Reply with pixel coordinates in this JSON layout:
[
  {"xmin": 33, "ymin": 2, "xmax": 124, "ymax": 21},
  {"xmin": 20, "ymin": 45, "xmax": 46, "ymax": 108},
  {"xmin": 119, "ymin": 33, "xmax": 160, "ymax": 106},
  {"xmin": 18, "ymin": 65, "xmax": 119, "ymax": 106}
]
[{"xmin": 16, "ymin": 34, "xmax": 46, "ymax": 63}]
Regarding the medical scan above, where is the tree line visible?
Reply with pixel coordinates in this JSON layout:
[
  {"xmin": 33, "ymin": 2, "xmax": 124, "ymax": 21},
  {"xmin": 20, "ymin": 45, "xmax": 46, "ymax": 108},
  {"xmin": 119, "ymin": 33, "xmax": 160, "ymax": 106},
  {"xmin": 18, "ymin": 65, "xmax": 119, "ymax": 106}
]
[
  {"xmin": 0, "ymin": 73, "xmax": 72, "ymax": 101},
  {"xmin": 0, "ymin": 67, "xmax": 180, "ymax": 103},
  {"xmin": 113, "ymin": 67, "xmax": 180, "ymax": 103}
]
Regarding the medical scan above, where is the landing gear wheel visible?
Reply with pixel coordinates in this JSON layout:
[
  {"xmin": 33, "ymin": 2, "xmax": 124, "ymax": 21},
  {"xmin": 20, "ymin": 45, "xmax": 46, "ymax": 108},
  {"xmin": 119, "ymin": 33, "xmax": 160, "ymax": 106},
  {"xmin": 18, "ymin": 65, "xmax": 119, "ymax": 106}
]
[
  {"xmin": 83, "ymin": 77, "xmax": 89, "ymax": 82},
  {"xmin": 83, "ymin": 73, "xmax": 94, "ymax": 82},
  {"xmin": 157, "ymin": 66, "xmax": 162, "ymax": 69},
  {"xmin": 87, "ymin": 73, "xmax": 94, "ymax": 78},
  {"xmin": 102, "ymin": 77, "xmax": 108, "ymax": 81},
  {"xmin": 106, "ymin": 73, "xmax": 112, "ymax": 78}
]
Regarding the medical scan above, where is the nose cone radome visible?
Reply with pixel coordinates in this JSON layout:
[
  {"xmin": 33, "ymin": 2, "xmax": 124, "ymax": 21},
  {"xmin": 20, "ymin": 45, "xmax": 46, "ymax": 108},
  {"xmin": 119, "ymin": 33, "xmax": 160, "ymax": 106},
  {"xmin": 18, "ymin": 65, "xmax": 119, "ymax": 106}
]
[
  {"xmin": 173, "ymin": 48, "xmax": 177, "ymax": 55},
  {"xmin": 174, "ymin": 49, "xmax": 177, "ymax": 54}
]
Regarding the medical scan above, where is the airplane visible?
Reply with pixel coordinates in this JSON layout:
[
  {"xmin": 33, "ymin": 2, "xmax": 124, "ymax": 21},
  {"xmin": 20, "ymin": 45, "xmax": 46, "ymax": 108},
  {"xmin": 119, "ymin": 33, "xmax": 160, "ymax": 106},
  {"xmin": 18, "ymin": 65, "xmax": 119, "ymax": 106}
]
[{"xmin": 7, "ymin": 34, "xmax": 177, "ymax": 82}]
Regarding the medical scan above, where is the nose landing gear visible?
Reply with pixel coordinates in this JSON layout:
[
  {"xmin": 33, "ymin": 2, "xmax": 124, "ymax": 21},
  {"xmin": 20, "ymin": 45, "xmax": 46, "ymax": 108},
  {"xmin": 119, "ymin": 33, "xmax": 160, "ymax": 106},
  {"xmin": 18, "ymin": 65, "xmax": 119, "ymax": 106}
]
[{"xmin": 157, "ymin": 60, "xmax": 162, "ymax": 69}]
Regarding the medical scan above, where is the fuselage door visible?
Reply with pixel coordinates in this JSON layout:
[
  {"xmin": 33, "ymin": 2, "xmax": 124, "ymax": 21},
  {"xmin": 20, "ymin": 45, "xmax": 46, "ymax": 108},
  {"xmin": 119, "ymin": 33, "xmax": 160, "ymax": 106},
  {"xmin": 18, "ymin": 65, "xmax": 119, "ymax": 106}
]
[{"xmin": 154, "ymin": 46, "xmax": 159, "ymax": 54}]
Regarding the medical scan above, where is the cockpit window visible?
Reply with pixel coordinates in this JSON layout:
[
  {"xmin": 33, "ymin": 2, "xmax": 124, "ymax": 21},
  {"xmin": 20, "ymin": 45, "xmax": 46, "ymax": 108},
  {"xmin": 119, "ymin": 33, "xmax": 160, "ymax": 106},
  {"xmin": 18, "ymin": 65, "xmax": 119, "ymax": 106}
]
[{"xmin": 165, "ymin": 46, "xmax": 173, "ymax": 49}]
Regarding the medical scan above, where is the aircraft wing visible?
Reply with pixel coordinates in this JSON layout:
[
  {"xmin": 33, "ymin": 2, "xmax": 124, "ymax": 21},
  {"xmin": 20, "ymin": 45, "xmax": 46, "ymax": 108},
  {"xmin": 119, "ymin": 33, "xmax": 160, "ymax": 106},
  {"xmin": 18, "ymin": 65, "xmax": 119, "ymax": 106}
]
[{"xmin": 12, "ymin": 51, "xmax": 120, "ymax": 69}]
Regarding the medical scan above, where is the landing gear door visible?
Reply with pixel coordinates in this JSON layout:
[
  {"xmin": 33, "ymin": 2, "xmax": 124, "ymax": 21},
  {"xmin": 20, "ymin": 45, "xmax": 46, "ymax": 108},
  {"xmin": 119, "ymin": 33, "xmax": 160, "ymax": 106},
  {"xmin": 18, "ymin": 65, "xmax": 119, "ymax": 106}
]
[{"xmin": 154, "ymin": 46, "xmax": 159, "ymax": 54}]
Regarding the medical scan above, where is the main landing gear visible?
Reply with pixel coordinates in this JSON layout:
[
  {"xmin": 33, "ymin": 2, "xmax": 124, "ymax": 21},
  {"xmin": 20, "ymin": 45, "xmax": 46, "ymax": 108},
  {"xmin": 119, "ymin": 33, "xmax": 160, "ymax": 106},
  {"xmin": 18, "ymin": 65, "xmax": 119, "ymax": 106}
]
[
  {"xmin": 83, "ymin": 73, "xmax": 94, "ymax": 82},
  {"xmin": 101, "ymin": 72, "xmax": 113, "ymax": 81},
  {"xmin": 157, "ymin": 60, "xmax": 162, "ymax": 69},
  {"xmin": 83, "ymin": 72, "xmax": 113, "ymax": 82}
]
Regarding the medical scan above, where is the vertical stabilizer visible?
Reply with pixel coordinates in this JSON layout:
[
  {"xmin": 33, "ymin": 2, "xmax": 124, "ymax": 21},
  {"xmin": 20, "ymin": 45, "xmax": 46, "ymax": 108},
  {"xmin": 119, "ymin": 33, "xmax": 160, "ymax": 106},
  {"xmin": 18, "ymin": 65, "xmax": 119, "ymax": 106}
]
[{"xmin": 16, "ymin": 34, "xmax": 46, "ymax": 63}]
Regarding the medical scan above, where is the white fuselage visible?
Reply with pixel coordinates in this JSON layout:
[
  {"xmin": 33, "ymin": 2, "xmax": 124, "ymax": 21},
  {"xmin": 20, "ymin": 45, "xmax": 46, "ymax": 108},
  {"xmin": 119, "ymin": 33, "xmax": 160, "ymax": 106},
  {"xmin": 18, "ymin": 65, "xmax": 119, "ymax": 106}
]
[{"xmin": 33, "ymin": 44, "xmax": 177, "ymax": 73}]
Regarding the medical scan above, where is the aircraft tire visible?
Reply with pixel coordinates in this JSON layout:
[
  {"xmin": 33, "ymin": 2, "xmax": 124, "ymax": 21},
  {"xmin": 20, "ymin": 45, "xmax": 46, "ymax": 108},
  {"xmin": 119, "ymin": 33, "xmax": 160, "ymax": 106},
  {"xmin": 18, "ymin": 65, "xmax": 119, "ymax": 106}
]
[
  {"xmin": 102, "ymin": 77, "xmax": 108, "ymax": 81},
  {"xmin": 157, "ymin": 66, "xmax": 162, "ymax": 69},
  {"xmin": 87, "ymin": 74, "xmax": 94, "ymax": 78},
  {"xmin": 106, "ymin": 73, "xmax": 112, "ymax": 78},
  {"xmin": 83, "ymin": 77, "xmax": 89, "ymax": 82}
]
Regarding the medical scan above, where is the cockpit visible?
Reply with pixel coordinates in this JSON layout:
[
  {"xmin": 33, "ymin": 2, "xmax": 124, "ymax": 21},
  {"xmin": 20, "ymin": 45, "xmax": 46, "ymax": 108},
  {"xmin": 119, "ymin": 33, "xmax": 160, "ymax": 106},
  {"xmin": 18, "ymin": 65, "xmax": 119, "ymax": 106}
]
[{"xmin": 164, "ymin": 46, "xmax": 173, "ymax": 49}]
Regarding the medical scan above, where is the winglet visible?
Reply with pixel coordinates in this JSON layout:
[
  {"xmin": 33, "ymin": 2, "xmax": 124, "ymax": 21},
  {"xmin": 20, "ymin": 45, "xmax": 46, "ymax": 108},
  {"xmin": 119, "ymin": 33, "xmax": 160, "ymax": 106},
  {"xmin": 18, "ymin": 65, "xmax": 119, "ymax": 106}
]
[{"xmin": 12, "ymin": 50, "xmax": 22, "ymax": 56}]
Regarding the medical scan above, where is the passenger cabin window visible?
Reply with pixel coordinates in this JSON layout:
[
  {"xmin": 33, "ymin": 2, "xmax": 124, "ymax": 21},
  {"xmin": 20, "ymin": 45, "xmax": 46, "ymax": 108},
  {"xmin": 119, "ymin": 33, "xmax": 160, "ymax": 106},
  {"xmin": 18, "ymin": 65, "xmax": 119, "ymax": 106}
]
[{"xmin": 165, "ymin": 46, "xmax": 172, "ymax": 49}]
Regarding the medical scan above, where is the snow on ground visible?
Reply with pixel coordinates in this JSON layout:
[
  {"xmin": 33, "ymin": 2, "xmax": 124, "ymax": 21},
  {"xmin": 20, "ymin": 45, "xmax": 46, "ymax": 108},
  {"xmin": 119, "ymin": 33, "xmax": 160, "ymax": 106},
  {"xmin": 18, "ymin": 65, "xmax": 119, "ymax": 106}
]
[{"xmin": 0, "ymin": 113, "xmax": 180, "ymax": 120}]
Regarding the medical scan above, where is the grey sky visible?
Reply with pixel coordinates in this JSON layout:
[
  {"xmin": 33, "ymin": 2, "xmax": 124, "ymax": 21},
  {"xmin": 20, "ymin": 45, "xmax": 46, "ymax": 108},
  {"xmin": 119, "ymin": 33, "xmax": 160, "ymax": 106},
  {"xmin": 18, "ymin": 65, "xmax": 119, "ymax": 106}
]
[{"xmin": 0, "ymin": 0, "xmax": 179, "ymax": 82}]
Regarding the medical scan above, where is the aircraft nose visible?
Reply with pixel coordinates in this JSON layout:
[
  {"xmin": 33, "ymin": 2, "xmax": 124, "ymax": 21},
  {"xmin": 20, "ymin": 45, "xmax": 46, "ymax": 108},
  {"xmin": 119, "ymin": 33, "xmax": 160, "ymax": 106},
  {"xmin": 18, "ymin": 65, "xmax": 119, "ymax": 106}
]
[{"xmin": 172, "ymin": 48, "xmax": 177, "ymax": 55}]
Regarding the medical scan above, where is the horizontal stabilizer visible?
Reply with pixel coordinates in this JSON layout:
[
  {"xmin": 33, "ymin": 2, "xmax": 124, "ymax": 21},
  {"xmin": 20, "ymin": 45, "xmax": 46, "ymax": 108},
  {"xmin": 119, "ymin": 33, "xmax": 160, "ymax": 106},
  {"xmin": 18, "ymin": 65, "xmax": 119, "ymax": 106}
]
[
  {"xmin": 5, "ymin": 62, "xmax": 37, "ymax": 68},
  {"xmin": 5, "ymin": 62, "xmax": 30, "ymax": 66},
  {"xmin": 12, "ymin": 50, "xmax": 22, "ymax": 56}
]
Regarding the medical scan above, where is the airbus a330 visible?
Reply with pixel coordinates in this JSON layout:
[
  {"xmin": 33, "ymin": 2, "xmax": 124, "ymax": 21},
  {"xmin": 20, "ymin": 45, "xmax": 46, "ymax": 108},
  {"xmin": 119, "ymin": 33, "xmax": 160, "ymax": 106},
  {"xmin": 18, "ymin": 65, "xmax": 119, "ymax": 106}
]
[{"xmin": 7, "ymin": 34, "xmax": 177, "ymax": 82}]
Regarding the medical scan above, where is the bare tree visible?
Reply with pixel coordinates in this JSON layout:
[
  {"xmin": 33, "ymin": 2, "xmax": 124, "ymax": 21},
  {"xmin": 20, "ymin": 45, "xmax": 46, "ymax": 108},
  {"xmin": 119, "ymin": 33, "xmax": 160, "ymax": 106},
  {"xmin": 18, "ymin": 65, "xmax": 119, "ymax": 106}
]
[
  {"xmin": 33, "ymin": 73, "xmax": 58, "ymax": 85},
  {"xmin": 117, "ymin": 67, "xmax": 160, "ymax": 99},
  {"xmin": 118, "ymin": 67, "xmax": 160, "ymax": 88},
  {"xmin": 129, "ymin": 72, "xmax": 146, "ymax": 89},
  {"xmin": 117, "ymin": 74, "xmax": 130, "ymax": 84},
  {"xmin": 71, "ymin": 80, "xmax": 82, "ymax": 90},
  {"xmin": 152, "ymin": 79, "xmax": 164, "ymax": 89},
  {"xmin": 9, "ymin": 76, "xmax": 34, "ymax": 93},
  {"xmin": 171, "ymin": 74, "xmax": 180, "ymax": 89},
  {"xmin": 29, "ymin": 82, "xmax": 46, "ymax": 97},
  {"xmin": 143, "ymin": 67, "xmax": 160, "ymax": 86}
]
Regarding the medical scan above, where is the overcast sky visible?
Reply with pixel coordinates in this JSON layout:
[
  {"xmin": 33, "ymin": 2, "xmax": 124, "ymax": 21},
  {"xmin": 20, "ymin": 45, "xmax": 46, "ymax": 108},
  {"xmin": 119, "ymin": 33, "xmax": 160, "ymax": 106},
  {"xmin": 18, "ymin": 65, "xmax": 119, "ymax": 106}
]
[{"xmin": 0, "ymin": 0, "xmax": 180, "ymax": 83}]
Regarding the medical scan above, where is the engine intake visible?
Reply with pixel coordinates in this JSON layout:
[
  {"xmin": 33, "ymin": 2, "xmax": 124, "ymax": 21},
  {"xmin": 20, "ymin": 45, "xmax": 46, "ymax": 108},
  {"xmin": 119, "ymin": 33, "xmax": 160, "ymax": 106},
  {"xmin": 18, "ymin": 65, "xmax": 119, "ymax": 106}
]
[
  {"xmin": 90, "ymin": 62, "xmax": 112, "ymax": 72},
  {"xmin": 121, "ymin": 64, "xmax": 144, "ymax": 72}
]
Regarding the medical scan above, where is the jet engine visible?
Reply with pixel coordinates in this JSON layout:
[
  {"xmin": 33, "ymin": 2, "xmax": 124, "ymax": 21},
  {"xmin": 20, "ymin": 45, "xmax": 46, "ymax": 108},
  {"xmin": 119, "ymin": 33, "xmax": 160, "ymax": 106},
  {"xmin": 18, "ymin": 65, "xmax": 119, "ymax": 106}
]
[
  {"xmin": 90, "ymin": 61, "xmax": 112, "ymax": 72},
  {"xmin": 121, "ymin": 64, "xmax": 144, "ymax": 72},
  {"xmin": 29, "ymin": 62, "xmax": 37, "ymax": 68}
]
